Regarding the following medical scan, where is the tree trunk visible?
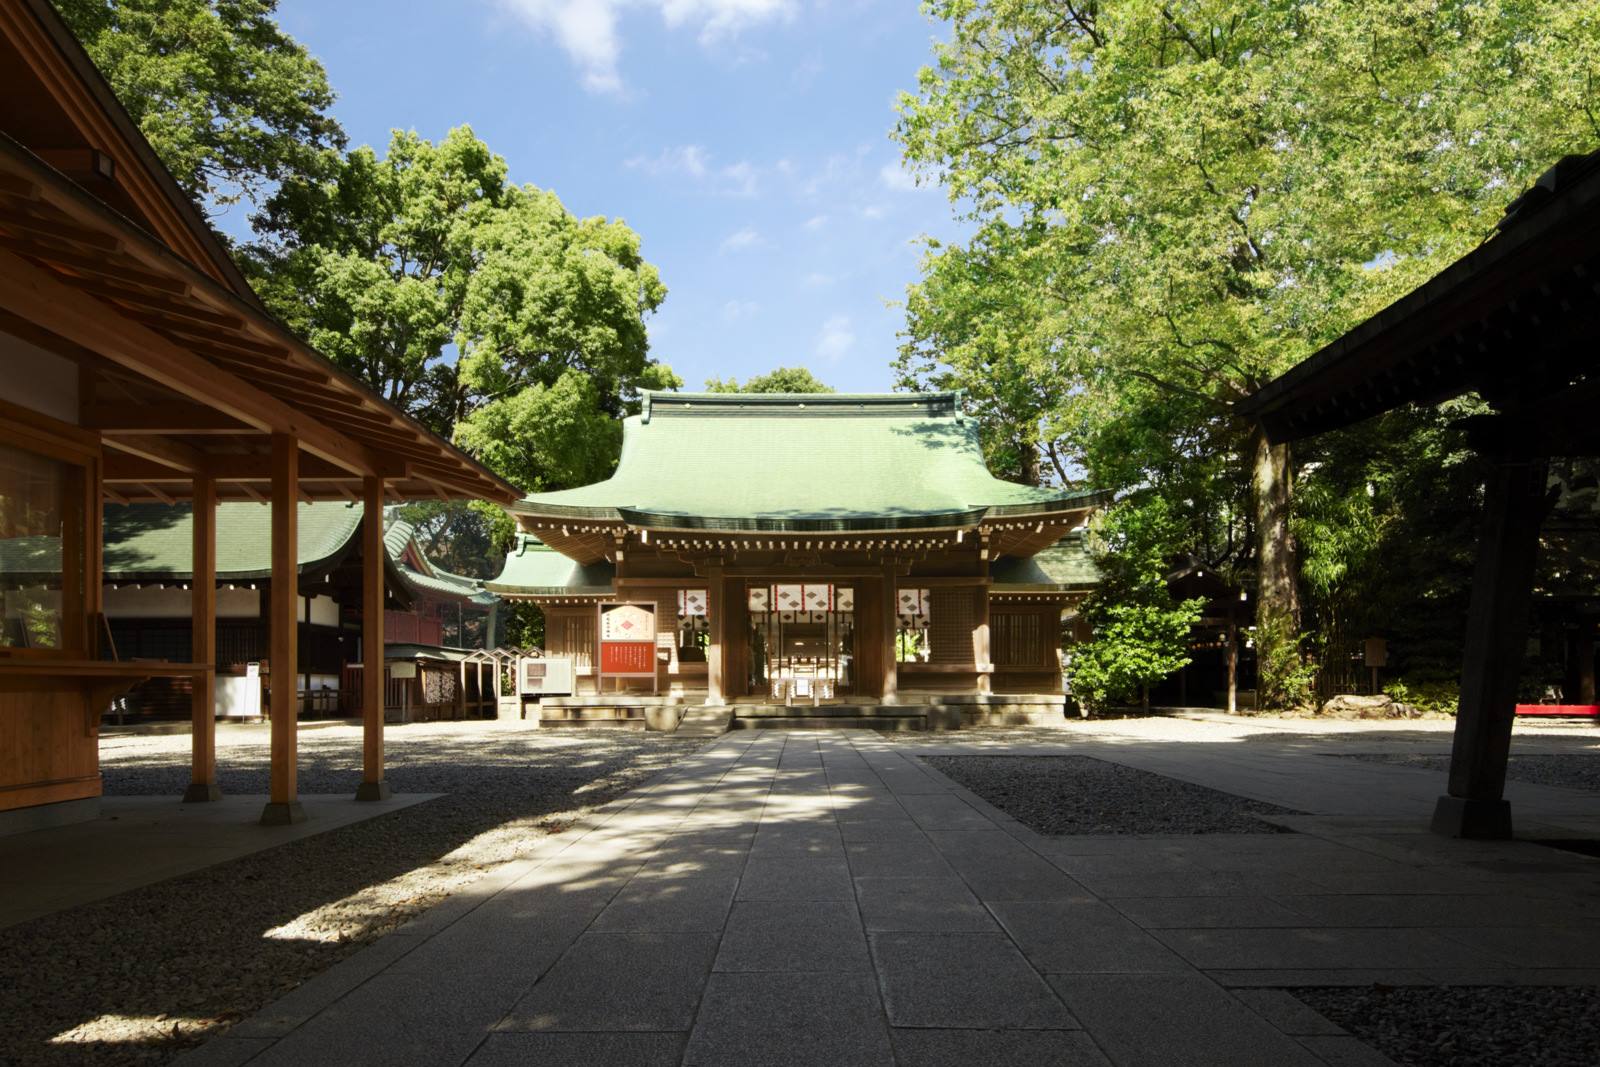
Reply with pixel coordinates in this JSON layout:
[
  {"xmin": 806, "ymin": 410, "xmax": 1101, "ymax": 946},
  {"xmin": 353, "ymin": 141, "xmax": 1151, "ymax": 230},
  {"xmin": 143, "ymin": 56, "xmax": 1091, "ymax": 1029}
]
[
  {"xmin": 1226, "ymin": 608, "xmax": 1239, "ymax": 714},
  {"xmin": 1251, "ymin": 426, "xmax": 1299, "ymax": 633}
]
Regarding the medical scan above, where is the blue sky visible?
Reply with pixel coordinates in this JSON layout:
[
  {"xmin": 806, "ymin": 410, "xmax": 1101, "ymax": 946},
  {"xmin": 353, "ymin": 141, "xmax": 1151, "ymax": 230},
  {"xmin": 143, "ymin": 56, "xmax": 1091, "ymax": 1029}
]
[{"xmin": 262, "ymin": 0, "xmax": 966, "ymax": 393}]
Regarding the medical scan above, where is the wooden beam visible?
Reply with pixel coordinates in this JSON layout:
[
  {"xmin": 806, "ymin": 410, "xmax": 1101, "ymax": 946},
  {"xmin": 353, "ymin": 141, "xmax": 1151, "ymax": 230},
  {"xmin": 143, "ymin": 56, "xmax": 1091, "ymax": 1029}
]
[
  {"xmin": 0, "ymin": 232, "xmax": 188, "ymax": 294},
  {"xmin": 0, "ymin": 249, "xmax": 381, "ymax": 477},
  {"xmin": 262, "ymin": 433, "xmax": 305, "ymax": 825},
  {"xmin": 356, "ymin": 475, "xmax": 390, "ymax": 800},
  {"xmin": 103, "ymin": 432, "xmax": 206, "ymax": 473},
  {"xmin": 184, "ymin": 474, "xmax": 221, "ymax": 802},
  {"xmin": 0, "ymin": 204, "xmax": 120, "ymax": 250},
  {"xmin": 73, "ymin": 278, "xmax": 246, "ymax": 330},
  {"xmin": 83, "ymin": 402, "xmax": 253, "ymax": 435}
]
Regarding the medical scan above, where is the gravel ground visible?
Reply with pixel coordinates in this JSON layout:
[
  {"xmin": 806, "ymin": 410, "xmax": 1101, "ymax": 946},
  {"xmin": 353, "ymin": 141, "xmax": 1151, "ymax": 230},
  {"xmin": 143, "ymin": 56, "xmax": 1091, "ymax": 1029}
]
[
  {"xmin": 920, "ymin": 754, "xmax": 1301, "ymax": 834},
  {"xmin": 1295, "ymin": 985, "xmax": 1600, "ymax": 1067},
  {"xmin": 1342, "ymin": 753, "xmax": 1600, "ymax": 792},
  {"xmin": 2, "ymin": 723, "xmax": 707, "ymax": 1067}
]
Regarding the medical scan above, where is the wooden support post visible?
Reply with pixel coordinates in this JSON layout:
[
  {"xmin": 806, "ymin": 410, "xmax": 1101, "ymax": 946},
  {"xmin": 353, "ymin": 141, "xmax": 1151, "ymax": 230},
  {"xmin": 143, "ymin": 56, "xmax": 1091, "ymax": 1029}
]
[
  {"xmin": 973, "ymin": 585, "xmax": 992, "ymax": 695},
  {"xmin": 705, "ymin": 568, "xmax": 726, "ymax": 705},
  {"xmin": 261, "ymin": 433, "xmax": 305, "ymax": 825},
  {"xmin": 1431, "ymin": 457, "xmax": 1547, "ymax": 839},
  {"xmin": 184, "ymin": 473, "xmax": 220, "ymax": 802},
  {"xmin": 1578, "ymin": 629, "xmax": 1596, "ymax": 705},
  {"xmin": 356, "ymin": 475, "xmax": 389, "ymax": 801},
  {"xmin": 880, "ymin": 567, "xmax": 899, "ymax": 705}
]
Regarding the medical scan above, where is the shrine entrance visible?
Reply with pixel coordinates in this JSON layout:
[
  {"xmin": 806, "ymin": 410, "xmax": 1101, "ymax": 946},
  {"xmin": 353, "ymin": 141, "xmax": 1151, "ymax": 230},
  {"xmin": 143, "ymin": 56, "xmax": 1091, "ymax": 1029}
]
[{"xmin": 747, "ymin": 583, "xmax": 855, "ymax": 703}]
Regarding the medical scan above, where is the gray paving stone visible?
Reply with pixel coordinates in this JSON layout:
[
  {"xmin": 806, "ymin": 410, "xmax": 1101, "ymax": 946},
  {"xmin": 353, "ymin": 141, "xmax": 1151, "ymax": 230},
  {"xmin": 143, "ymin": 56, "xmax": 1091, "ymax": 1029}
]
[
  {"xmin": 870, "ymin": 931, "xmax": 1077, "ymax": 1029},
  {"xmin": 499, "ymin": 931, "xmax": 719, "ymax": 1031},
  {"xmin": 1152, "ymin": 927, "xmax": 1505, "ymax": 971},
  {"xmin": 1431, "ymin": 925, "xmax": 1600, "ymax": 967},
  {"xmin": 988, "ymin": 900, "xmax": 1193, "ymax": 973},
  {"xmin": 591, "ymin": 873, "xmax": 739, "ymax": 932},
  {"xmin": 845, "ymin": 837, "xmax": 954, "ymax": 878},
  {"xmin": 1107, "ymin": 895, "xmax": 1313, "ymax": 930},
  {"xmin": 683, "ymin": 972, "xmax": 894, "ymax": 1066},
  {"xmin": 714, "ymin": 900, "xmax": 871, "ymax": 972},
  {"xmin": 1295, "ymin": 1035, "xmax": 1400, "ymax": 1066},
  {"xmin": 737, "ymin": 855, "xmax": 854, "ymax": 901},
  {"xmin": 926, "ymin": 831, "xmax": 1092, "ymax": 901},
  {"xmin": 855, "ymin": 875, "xmax": 999, "ymax": 932},
  {"xmin": 838, "ymin": 818, "xmax": 920, "ymax": 843},
  {"xmin": 1280, "ymin": 893, "xmax": 1544, "ymax": 929},
  {"xmin": 890, "ymin": 1028, "xmax": 1112, "ymax": 1066},
  {"xmin": 466, "ymin": 1032, "xmax": 686, "ymax": 1066},
  {"xmin": 902, "ymin": 794, "xmax": 994, "ymax": 830},
  {"xmin": 168, "ymin": 1037, "xmax": 277, "ymax": 1067},
  {"xmin": 1207, "ymin": 969, "xmax": 1434, "ymax": 987},
  {"xmin": 1231, "ymin": 989, "xmax": 1347, "ymax": 1036},
  {"xmin": 247, "ymin": 972, "xmax": 508, "ymax": 1067},
  {"xmin": 1061, "ymin": 870, "xmax": 1326, "ymax": 898},
  {"xmin": 1049, "ymin": 973, "xmax": 1325, "ymax": 1067}
]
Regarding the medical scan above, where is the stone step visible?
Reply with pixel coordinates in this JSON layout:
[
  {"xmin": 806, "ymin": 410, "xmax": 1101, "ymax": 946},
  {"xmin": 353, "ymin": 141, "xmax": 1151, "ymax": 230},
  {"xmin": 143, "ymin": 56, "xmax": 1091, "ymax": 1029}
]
[
  {"xmin": 675, "ymin": 707, "xmax": 734, "ymax": 737},
  {"xmin": 733, "ymin": 704, "xmax": 926, "ymax": 719},
  {"xmin": 731, "ymin": 715, "xmax": 926, "ymax": 731},
  {"xmin": 539, "ymin": 707, "xmax": 648, "ymax": 722}
]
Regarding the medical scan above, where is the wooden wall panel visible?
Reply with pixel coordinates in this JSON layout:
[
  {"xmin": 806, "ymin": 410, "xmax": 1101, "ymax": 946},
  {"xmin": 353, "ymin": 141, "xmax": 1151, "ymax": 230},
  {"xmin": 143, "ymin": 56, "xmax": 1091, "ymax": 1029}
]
[{"xmin": 0, "ymin": 688, "xmax": 99, "ymax": 813}]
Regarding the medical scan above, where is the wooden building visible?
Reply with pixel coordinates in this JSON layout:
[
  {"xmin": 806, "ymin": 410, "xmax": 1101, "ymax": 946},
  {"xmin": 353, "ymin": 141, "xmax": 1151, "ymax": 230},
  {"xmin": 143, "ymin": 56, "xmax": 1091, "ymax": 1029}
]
[
  {"xmin": 1239, "ymin": 148, "xmax": 1600, "ymax": 838},
  {"xmin": 95, "ymin": 503, "xmax": 496, "ymax": 721},
  {"xmin": 0, "ymin": 0, "xmax": 517, "ymax": 832},
  {"xmin": 489, "ymin": 391, "xmax": 1105, "ymax": 728}
]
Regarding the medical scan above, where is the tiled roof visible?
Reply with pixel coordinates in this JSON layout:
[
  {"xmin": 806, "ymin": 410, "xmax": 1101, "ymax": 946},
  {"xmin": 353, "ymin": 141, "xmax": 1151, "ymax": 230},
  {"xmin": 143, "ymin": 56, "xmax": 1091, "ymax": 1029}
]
[
  {"xmin": 990, "ymin": 532, "xmax": 1100, "ymax": 591},
  {"xmin": 485, "ymin": 535, "xmax": 616, "ymax": 596}
]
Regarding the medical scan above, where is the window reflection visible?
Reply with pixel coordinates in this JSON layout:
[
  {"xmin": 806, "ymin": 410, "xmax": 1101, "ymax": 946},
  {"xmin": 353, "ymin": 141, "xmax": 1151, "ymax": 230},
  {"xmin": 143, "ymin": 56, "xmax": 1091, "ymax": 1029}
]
[{"xmin": 0, "ymin": 442, "xmax": 85, "ymax": 651}]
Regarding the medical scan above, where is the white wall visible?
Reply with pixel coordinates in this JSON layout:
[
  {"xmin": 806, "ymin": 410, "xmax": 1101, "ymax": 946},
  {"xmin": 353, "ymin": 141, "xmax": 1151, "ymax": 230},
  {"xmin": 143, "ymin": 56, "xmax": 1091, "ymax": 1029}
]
[
  {"xmin": 2, "ymin": 331, "xmax": 78, "ymax": 424},
  {"xmin": 308, "ymin": 594, "xmax": 339, "ymax": 627},
  {"xmin": 103, "ymin": 585, "xmax": 260, "ymax": 619}
]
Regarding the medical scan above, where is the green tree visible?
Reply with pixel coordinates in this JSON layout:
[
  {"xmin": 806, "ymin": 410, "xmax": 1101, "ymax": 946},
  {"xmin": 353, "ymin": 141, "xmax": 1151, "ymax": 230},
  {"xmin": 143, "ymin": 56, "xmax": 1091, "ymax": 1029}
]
[
  {"xmin": 58, "ymin": 0, "xmax": 344, "ymax": 213},
  {"xmin": 896, "ymin": 0, "xmax": 1600, "ymax": 704},
  {"xmin": 1069, "ymin": 496, "xmax": 1205, "ymax": 711},
  {"xmin": 704, "ymin": 367, "xmax": 836, "ymax": 393}
]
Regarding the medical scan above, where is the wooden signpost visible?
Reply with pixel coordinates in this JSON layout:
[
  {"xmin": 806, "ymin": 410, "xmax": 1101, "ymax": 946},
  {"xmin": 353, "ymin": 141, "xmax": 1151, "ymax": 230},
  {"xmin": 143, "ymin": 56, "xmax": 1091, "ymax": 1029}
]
[{"xmin": 598, "ymin": 602, "xmax": 658, "ymax": 694}]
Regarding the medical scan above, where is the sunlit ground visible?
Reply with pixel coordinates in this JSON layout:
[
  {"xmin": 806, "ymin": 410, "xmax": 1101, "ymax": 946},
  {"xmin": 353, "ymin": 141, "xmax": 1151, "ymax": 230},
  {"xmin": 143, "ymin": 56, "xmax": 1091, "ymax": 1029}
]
[{"xmin": 4, "ymin": 722, "xmax": 709, "ymax": 1067}]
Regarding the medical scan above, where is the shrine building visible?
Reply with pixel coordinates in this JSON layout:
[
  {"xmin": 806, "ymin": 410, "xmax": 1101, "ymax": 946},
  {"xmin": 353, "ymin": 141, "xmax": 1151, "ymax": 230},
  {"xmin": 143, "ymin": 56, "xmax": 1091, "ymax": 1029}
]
[{"xmin": 488, "ymin": 391, "xmax": 1106, "ymax": 728}]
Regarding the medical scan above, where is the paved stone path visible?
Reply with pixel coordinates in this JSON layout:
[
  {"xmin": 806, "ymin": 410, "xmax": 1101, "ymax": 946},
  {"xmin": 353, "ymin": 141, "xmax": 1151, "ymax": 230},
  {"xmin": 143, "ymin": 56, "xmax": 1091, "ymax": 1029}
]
[{"xmin": 180, "ymin": 732, "xmax": 1600, "ymax": 1067}]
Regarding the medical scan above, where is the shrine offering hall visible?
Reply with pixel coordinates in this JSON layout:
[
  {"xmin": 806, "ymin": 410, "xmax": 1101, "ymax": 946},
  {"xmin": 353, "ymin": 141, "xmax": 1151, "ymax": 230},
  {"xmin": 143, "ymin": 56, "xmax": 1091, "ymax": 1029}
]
[{"xmin": 489, "ymin": 392, "xmax": 1105, "ymax": 728}]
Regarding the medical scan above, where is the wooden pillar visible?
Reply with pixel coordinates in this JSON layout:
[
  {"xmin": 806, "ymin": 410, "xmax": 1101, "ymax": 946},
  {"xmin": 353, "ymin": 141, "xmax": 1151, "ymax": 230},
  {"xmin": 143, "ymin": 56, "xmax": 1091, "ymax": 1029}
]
[
  {"xmin": 880, "ymin": 566, "xmax": 899, "ymax": 705},
  {"xmin": 184, "ymin": 474, "xmax": 221, "ymax": 802},
  {"xmin": 1577, "ymin": 629, "xmax": 1596, "ymax": 705},
  {"xmin": 261, "ymin": 434, "xmax": 305, "ymax": 825},
  {"xmin": 356, "ymin": 476, "xmax": 389, "ymax": 800},
  {"xmin": 1431, "ymin": 457, "xmax": 1547, "ymax": 839},
  {"xmin": 973, "ymin": 585, "xmax": 992, "ymax": 695},
  {"xmin": 705, "ymin": 568, "xmax": 726, "ymax": 705}
]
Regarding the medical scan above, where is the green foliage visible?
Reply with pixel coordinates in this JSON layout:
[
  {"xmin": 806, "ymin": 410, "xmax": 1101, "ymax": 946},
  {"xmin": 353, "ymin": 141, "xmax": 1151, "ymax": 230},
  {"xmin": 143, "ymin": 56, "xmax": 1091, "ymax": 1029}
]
[
  {"xmin": 58, "ymin": 0, "xmax": 344, "ymax": 213},
  {"xmin": 1252, "ymin": 615, "xmax": 1318, "ymax": 710},
  {"xmin": 1069, "ymin": 497, "xmax": 1205, "ymax": 709},
  {"xmin": 455, "ymin": 369, "xmax": 624, "ymax": 493},
  {"xmin": 896, "ymin": 0, "xmax": 1600, "ymax": 690},
  {"xmin": 394, "ymin": 500, "xmax": 516, "ymax": 580},
  {"xmin": 704, "ymin": 367, "xmax": 836, "ymax": 394}
]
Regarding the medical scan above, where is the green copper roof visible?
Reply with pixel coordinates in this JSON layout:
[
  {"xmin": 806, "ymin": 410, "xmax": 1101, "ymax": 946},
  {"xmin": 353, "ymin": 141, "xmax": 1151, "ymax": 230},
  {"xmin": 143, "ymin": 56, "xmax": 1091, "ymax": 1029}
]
[
  {"xmin": 513, "ymin": 391, "xmax": 1104, "ymax": 532},
  {"xmin": 990, "ymin": 533, "xmax": 1101, "ymax": 591},
  {"xmin": 485, "ymin": 535, "xmax": 616, "ymax": 596},
  {"xmin": 103, "ymin": 503, "xmax": 363, "ymax": 580}
]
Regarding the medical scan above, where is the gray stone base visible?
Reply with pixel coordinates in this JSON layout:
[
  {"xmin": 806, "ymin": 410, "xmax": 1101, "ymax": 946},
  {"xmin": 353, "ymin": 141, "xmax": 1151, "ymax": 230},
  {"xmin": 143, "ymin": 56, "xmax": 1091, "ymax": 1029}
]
[
  {"xmin": 1430, "ymin": 794, "xmax": 1512, "ymax": 839},
  {"xmin": 0, "ymin": 796, "xmax": 99, "ymax": 838},
  {"xmin": 259, "ymin": 800, "xmax": 308, "ymax": 826},
  {"xmin": 353, "ymin": 781, "xmax": 392, "ymax": 802},
  {"xmin": 182, "ymin": 782, "xmax": 223, "ymax": 803}
]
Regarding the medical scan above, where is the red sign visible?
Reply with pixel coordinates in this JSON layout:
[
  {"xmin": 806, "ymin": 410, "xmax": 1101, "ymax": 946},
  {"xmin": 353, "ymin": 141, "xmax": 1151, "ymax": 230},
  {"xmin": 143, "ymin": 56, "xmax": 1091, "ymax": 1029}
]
[{"xmin": 600, "ymin": 641, "xmax": 655, "ymax": 675}]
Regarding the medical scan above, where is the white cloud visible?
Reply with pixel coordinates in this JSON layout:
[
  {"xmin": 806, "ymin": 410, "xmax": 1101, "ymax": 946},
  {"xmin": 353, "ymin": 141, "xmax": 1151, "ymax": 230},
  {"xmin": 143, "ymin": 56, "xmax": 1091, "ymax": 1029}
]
[
  {"xmin": 803, "ymin": 214, "xmax": 828, "ymax": 230},
  {"xmin": 626, "ymin": 145, "xmax": 758, "ymax": 196},
  {"xmin": 802, "ymin": 272, "xmax": 833, "ymax": 287},
  {"xmin": 722, "ymin": 299, "xmax": 759, "ymax": 320},
  {"xmin": 497, "ymin": 0, "xmax": 795, "ymax": 93},
  {"xmin": 879, "ymin": 161, "xmax": 919, "ymax": 192},
  {"xmin": 815, "ymin": 314, "xmax": 854, "ymax": 362},
  {"xmin": 858, "ymin": 204, "xmax": 886, "ymax": 221},
  {"xmin": 719, "ymin": 227, "xmax": 762, "ymax": 253}
]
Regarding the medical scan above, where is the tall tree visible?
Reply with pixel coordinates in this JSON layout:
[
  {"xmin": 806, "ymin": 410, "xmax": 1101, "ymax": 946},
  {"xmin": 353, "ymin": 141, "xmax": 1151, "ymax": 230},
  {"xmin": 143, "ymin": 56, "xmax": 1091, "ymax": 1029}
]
[
  {"xmin": 896, "ymin": 0, "xmax": 1600, "ymax": 703},
  {"xmin": 704, "ymin": 367, "xmax": 836, "ymax": 394},
  {"xmin": 58, "ymin": 0, "xmax": 345, "ymax": 214}
]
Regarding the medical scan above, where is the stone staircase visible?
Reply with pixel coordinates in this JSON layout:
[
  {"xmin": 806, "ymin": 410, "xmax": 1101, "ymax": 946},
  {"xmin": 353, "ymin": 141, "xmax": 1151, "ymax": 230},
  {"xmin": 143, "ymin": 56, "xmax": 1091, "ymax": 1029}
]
[{"xmin": 730, "ymin": 704, "xmax": 939, "ymax": 731}]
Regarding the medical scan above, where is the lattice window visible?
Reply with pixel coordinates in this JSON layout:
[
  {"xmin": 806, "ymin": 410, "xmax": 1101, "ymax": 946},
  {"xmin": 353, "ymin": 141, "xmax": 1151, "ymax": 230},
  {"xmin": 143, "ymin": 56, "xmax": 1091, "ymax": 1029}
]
[
  {"xmin": 993, "ymin": 611, "xmax": 1049, "ymax": 668},
  {"xmin": 927, "ymin": 588, "xmax": 975, "ymax": 664},
  {"xmin": 558, "ymin": 615, "xmax": 595, "ymax": 669}
]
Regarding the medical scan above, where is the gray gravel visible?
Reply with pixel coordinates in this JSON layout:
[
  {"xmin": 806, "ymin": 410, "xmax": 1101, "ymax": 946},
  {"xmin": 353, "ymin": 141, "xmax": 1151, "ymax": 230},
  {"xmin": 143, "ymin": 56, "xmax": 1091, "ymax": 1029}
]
[
  {"xmin": 2, "ymin": 725, "xmax": 708, "ymax": 1067},
  {"xmin": 920, "ymin": 754, "xmax": 1301, "ymax": 835},
  {"xmin": 1343, "ymin": 753, "xmax": 1600, "ymax": 793},
  {"xmin": 1295, "ymin": 985, "xmax": 1600, "ymax": 1067}
]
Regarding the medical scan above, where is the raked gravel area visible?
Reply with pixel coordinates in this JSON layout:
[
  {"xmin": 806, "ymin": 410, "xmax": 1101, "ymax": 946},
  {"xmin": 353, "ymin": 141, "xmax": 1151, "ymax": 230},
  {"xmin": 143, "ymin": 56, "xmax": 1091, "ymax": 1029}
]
[
  {"xmin": 920, "ymin": 753, "xmax": 1302, "ymax": 834},
  {"xmin": 1, "ymin": 723, "xmax": 708, "ymax": 1067},
  {"xmin": 1295, "ymin": 985, "xmax": 1600, "ymax": 1067},
  {"xmin": 1342, "ymin": 752, "xmax": 1600, "ymax": 793}
]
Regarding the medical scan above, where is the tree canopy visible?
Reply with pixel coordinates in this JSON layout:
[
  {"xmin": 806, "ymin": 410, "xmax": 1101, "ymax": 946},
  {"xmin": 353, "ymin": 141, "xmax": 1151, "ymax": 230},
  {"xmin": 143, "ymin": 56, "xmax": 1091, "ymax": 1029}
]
[
  {"xmin": 57, "ymin": 0, "xmax": 344, "ymax": 214},
  {"xmin": 896, "ymin": 0, "xmax": 1600, "ymax": 705},
  {"xmin": 704, "ymin": 367, "xmax": 836, "ymax": 394}
]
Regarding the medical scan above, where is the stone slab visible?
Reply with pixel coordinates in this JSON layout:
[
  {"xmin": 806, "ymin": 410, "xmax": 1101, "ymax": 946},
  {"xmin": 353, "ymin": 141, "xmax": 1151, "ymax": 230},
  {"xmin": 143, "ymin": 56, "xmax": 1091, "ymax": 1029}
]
[
  {"xmin": 466, "ymin": 1032, "xmax": 686, "ymax": 1066},
  {"xmin": 889, "ymin": 1028, "xmax": 1112, "ymax": 1067},
  {"xmin": 989, "ymin": 899, "xmax": 1193, "ymax": 974},
  {"xmin": 713, "ymin": 900, "xmax": 871, "ymax": 972},
  {"xmin": 870, "ymin": 931, "xmax": 1077, "ymax": 1030},
  {"xmin": 498, "ymin": 932, "xmax": 719, "ymax": 1032},
  {"xmin": 682, "ymin": 972, "xmax": 894, "ymax": 1066}
]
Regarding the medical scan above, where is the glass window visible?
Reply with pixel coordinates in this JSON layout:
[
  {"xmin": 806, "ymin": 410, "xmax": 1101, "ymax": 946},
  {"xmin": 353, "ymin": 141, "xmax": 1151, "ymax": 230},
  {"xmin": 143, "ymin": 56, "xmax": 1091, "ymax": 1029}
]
[
  {"xmin": 677, "ymin": 588, "xmax": 708, "ymax": 661},
  {"xmin": 0, "ymin": 442, "xmax": 86, "ymax": 651},
  {"xmin": 896, "ymin": 587, "xmax": 931, "ymax": 663}
]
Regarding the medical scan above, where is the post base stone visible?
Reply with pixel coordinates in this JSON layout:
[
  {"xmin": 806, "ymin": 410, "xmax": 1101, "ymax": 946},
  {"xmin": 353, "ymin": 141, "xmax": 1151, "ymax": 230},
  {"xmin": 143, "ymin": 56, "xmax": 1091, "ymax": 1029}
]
[
  {"xmin": 1430, "ymin": 795, "xmax": 1513, "ymax": 839},
  {"xmin": 182, "ymin": 782, "xmax": 222, "ymax": 803},
  {"xmin": 354, "ymin": 781, "xmax": 392, "ymax": 802},
  {"xmin": 260, "ymin": 800, "xmax": 308, "ymax": 826}
]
